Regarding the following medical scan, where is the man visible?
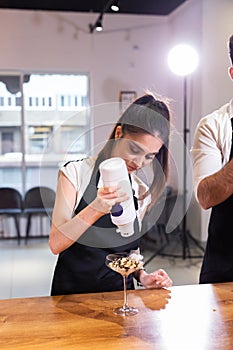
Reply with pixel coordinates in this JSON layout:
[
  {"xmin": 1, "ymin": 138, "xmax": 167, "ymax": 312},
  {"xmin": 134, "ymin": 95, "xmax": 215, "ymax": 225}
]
[{"xmin": 190, "ymin": 34, "xmax": 233, "ymax": 283}]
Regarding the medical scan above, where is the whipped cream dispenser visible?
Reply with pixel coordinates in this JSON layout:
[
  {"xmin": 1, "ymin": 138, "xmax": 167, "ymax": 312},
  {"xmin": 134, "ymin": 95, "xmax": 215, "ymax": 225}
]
[{"xmin": 99, "ymin": 157, "xmax": 136, "ymax": 237}]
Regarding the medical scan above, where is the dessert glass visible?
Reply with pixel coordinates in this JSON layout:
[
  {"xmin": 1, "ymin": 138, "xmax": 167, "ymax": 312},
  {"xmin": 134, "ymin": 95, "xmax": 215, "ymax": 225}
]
[{"xmin": 105, "ymin": 252, "xmax": 144, "ymax": 316}]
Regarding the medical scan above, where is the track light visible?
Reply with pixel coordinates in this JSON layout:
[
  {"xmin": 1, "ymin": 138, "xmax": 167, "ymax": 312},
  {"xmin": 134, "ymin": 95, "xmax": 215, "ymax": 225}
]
[
  {"xmin": 89, "ymin": 14, "xmax": 103, "ymax": 33},
  {"xmin": 111, "ymin": 1, "xmax": 120, "ymax": 12},
  {"xmin": 89, "ymin": 0, "xmax": 120, "ymax": 34},
  {"xmin": 95, "ymin": 15, "xmax": 103, "ymax": 32}
]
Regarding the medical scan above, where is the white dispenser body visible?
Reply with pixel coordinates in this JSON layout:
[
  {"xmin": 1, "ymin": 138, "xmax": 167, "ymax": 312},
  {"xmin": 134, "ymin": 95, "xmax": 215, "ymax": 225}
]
[{"xmin": 99, "ymin": 157, "xmax": 136, "ymax": 237}]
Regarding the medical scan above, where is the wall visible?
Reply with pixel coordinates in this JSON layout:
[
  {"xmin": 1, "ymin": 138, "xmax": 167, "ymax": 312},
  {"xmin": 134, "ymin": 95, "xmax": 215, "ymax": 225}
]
[
  {"xmin": 202, "ymin": 0, "xmax": 233, "ymax": 114},
  {"xmin": 0, "ymin": 0, "xmax": 233, "ymax": 241},
  {"xmin": 165, "ymin": 0, "xmax": 233, "ymax": 241}
]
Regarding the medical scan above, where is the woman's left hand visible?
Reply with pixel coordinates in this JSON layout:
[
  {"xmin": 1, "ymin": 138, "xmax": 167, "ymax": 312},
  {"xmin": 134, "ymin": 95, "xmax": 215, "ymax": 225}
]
[{"xmin": 139, "ymin": 269, "xmax": 173, "ymax": 289}]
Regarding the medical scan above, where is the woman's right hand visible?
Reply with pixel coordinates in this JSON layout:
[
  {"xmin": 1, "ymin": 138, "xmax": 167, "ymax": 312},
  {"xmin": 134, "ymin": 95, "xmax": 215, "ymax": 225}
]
[{"xmin": 91, "ymin": 186, "xmax": 129, "ymax": 214}]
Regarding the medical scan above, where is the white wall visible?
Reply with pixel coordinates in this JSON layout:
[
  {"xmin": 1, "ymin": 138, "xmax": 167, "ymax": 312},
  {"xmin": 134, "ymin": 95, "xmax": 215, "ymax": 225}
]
[
  {"xmin": 0, "ymin": 9, "xmax": 170, "ymax": 150},
  {"xmin": 164, "ymin": 0, "xmax": 233, "ymax": 241},
  {"xmin": 0, "ymin": 0, "xmax": 232, "ymax": 241},
  {"xmin": 202, "ymin": 0, "xmax": 233, "ymax": 114}
]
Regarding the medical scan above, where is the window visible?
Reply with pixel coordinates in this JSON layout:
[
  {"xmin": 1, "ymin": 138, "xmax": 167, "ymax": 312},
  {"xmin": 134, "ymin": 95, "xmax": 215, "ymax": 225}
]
[{"xmin": 0, "ymin": 73, "xmax": 90, "ymax": 193}]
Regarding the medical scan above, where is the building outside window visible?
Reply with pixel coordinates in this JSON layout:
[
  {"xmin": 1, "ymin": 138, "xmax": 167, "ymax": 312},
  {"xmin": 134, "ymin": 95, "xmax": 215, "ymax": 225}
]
[{"xmin": 0, "ymin": 73, "xmax": 91, "ymax": 194}]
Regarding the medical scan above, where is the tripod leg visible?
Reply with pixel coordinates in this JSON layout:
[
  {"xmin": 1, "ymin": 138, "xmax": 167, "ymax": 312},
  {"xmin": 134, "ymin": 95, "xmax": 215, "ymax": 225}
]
[{"xmin": 187, "ymin": 231, "xmax": 205, "ymax": 252}]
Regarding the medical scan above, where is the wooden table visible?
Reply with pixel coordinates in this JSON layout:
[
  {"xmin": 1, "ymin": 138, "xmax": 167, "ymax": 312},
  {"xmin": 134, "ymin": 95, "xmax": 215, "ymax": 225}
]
[{"xmin": 1, "ymin": 283, "xmax": 233, "ymax": 350}]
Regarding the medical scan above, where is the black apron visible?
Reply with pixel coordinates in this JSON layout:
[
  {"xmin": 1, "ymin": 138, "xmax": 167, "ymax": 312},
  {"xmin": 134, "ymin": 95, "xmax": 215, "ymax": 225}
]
[
  {"xmin": 200, "ymin": 118, "xmax": 233, "ymax": 283},
  {"xmin": 51, "ymin": 157, "xmax": 141, "ymax": 295}
]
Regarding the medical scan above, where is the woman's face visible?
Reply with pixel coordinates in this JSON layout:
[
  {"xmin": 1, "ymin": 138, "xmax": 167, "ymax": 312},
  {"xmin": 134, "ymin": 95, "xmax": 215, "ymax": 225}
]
[{"xmin": 111, "ymin": 126, "xmax": 164, "ymax": 173}]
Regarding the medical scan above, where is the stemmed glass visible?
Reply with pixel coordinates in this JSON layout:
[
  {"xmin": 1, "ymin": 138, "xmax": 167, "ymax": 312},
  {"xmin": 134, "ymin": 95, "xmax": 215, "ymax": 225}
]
[{"xmin": 105, "ymin": 252, "xmax": 144, "ymax": 316}]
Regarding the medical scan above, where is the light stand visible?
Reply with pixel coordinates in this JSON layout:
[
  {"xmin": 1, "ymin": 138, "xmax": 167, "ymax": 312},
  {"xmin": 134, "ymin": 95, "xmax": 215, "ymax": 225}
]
[
  {"xmin": 145, "ymin": 44, "xmax": 204, "ymax": 265},
  {"xmin": 167, "ymin": 44, "xmax": 204, "ymax": 259},
  {"xmin": 180, "ymin": 75, "xmax": 204, "ymax": 259}
]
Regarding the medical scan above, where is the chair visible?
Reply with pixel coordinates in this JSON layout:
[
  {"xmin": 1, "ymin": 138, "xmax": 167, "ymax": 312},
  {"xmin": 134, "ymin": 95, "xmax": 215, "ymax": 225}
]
[
  {"xmin": 23, "ymin": 186, "xmax": 56, "ymax": 243},
  {"xmin": 0, "ymin": 187, "xmax": 23, "ymax": 244}
]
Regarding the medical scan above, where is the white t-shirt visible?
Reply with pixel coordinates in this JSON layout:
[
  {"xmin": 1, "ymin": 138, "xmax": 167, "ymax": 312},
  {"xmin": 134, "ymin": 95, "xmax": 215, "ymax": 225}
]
[
  {"xmin": 60, "ymin": 157, "xmax": 151, "ymax": 229},
  {"xmin": 190, "ymin": 99, "xmax": 233, "ymax": 200}
]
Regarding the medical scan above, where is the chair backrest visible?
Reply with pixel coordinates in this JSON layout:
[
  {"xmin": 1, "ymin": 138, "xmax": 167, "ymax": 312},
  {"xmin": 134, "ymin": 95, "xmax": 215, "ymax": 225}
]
[
  {"xmin": 23, "ymin": 186, "xmax": 56, "ymax": 210},
  {"xmin": 0, "ymin": 187, "xmax": 23, "ymax": 210}
]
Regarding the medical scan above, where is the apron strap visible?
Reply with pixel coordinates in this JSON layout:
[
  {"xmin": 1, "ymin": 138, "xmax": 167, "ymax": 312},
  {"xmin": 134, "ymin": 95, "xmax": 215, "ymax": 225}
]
[{"xmin": 229, "ymin": 118, "xmax": 233, "ymax": 160}]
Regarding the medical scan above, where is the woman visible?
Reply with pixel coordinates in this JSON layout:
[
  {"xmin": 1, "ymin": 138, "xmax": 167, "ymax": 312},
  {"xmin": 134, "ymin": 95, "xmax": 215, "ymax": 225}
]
[{"xmin": 49, "ymin": 93, "xmax": 173, "ymax": 295}]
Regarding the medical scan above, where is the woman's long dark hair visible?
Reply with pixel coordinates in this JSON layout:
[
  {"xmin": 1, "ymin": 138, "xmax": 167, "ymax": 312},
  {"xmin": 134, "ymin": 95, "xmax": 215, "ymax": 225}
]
[{"xmin": 97, "ymin": 93, "xmax": 171, "ymax": 211}]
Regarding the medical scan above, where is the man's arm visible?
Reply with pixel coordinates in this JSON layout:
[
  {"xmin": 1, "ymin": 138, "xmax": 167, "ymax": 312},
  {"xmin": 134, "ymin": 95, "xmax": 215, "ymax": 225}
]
[
  {"xmin": 197, "ymin": 159, "xmax": 233, "ymax": 209},
  {"xmin": 191, "ymin": 112, "xmax": 232, "ymax": 210}
]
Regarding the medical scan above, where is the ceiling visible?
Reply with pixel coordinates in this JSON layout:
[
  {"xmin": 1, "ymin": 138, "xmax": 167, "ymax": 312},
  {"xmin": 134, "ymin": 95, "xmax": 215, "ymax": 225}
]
[{"xmin": 0, "ymin": 1, "xmax": 187, "ymax": 16}]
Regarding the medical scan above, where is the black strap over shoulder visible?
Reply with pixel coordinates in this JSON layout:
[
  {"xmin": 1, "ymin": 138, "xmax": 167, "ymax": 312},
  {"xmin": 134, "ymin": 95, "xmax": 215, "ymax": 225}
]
[
  {"xmin": 230, "ymin": 118, "xmax": 233, "ymax": 160},
  {"xmin": 200, "ymin": 117, "xmax": 233, "ymax": 284},
  {"xmin": 63, "ymin": 158, "xmax": 86, "ymax": 167}
]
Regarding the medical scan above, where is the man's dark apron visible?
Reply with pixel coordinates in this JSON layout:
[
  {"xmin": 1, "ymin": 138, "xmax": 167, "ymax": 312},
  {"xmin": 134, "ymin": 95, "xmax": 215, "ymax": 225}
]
[
  {"xmin": 51, "ymin": 157, "xmax": 141, "ymax": 295},
  {"xmin": 200, "ymin": 118, "xmax": 233, "ymax": 283}
]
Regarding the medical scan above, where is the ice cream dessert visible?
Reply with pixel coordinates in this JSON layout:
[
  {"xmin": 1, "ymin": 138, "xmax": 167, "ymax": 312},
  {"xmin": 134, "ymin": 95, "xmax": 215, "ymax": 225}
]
[{"xmin": 108, "ymin": 254, "xmax": 144, "ymax": 276}]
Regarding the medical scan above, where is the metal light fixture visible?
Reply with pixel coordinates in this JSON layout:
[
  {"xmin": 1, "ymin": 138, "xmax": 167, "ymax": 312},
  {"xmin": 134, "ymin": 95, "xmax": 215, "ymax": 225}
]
[
  {"xmin": 111, "ymin": 1, "xmax": 120, "ymax": 12},
  {"xmin": 95, "ymin": 15, "xmax": 103, "ymax": 32},
  {"xmin": 89, "ymin": 14, "xmax": 103, "ymax": 33},
  {"xmin": 89, "ymin": 0, "xmax": 120, "ymax": 34}
]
